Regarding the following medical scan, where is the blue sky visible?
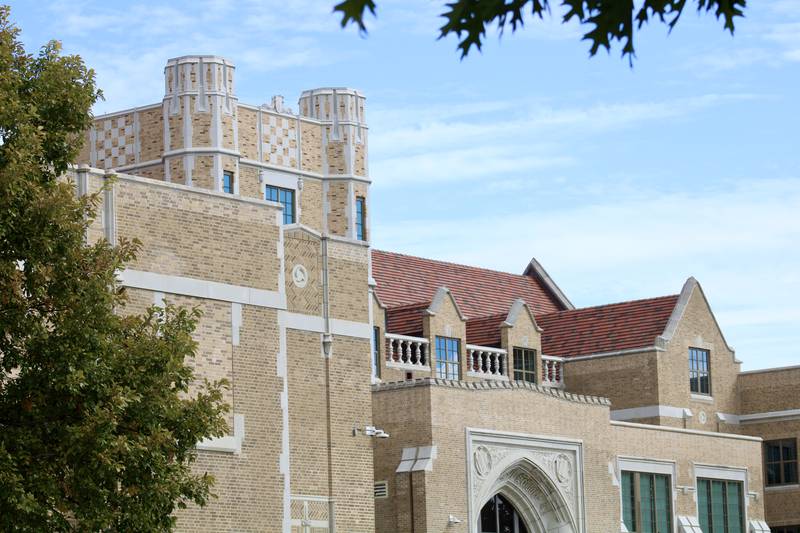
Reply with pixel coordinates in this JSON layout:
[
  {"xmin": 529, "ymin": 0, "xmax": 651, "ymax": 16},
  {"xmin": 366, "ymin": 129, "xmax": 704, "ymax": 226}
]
[{"xmin": 9, "ymin": 0, "xmax": 800, "ymax": 370}]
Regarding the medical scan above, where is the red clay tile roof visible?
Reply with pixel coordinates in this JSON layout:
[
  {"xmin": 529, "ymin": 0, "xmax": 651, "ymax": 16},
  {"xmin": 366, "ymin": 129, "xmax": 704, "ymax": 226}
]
[
  {"xmin": 537, "ymin": 295, "xmax": 679, "ymax": 358},
  {"xmin": 466, "ymin": 313, "xmax": 506, "ymax": 347},
  {"xmin": 372, "ymin": 250, "xmax": 565, "ymax": 318},
  {"xmin": 385, "ymin": 302, "xmax": 427, "ymax": 336}
]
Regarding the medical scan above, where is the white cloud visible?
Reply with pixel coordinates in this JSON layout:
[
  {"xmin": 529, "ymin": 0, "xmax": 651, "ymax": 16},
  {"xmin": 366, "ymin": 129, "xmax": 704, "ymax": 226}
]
[{"xmin": 369, "ymin": 93, "xmax": 760, "ymax": 187}]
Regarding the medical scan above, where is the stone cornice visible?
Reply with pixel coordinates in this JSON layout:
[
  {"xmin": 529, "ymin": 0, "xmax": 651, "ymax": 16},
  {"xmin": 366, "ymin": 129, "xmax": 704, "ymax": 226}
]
[{"xmin": 372, "ymin": 377, "xmax": 611, "ymax": 407}]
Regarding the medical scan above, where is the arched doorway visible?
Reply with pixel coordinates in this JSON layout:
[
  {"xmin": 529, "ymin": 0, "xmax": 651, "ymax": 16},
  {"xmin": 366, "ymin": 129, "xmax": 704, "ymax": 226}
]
[{"xmin": 479, "ymin": 493, "xmax": 529, "ymax": 533}]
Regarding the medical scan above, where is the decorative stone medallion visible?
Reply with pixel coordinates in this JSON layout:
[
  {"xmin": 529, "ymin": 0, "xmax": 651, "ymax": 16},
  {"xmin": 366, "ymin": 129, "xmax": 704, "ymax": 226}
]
[
  {"xmin": 698, "ymin": 410, "xmax": 707, "ymax": 425},
  {"xmin": 474, "ymin": 445, "xmax": 492, "ymax": 477},
  {"xmin": 292, "ymin": 264, "xmax": 308, "ymax": 288},
  {"xmin": 555, "ymin": 453, "xmax": 573, "ymax": 484}
]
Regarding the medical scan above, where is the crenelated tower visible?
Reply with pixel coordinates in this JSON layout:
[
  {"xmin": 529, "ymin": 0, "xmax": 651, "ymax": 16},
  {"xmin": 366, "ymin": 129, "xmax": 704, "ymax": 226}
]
[{"xmin": 77, "ymin": 55, "xmax": 370, "ymax": 241}]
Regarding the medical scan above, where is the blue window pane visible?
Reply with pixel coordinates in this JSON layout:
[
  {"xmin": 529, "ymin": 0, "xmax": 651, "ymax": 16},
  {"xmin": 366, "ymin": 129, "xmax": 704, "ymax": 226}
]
[
  {"xmin": 356, "ymin": 196, "xmax": 366, "ymax": 241},
  {"xmin": 689, "ymin": 348, "xmax": 710, "ymax": 394},
  {"xmin": 223, "ymin": 172, "xmax": 234, "ymax": 193},
  {"xmin": 435, "ymin": 336, "xmax": 460, "ymax": 380},
  {"xmin": 265, "ymin": 185, "xmax": 295, "ymax": 224}
]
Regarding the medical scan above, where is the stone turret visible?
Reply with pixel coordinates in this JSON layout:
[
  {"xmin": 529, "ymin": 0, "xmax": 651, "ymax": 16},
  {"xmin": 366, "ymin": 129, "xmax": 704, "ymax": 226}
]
[
  {"xmin": 162, "ymin": 55, "xmax": 240, "ymax": 191},
  {"xmin": 298, "ymin": 88, "xmax": 369, "ymax": 239}
]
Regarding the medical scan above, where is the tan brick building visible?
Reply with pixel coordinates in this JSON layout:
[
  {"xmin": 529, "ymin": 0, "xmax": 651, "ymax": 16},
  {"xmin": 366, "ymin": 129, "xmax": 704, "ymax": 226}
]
[{"xmin": 69, "ymin": 55, "xmax": 798, "ymax": 533}]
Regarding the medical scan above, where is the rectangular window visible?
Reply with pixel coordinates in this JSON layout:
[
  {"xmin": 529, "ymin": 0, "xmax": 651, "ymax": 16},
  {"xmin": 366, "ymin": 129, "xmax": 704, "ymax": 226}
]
[
  {"xmin": 372, "ymin": 326, "xmax": 381, "ymax": 380},
  {"xmin": 355, "ymin": 196, "xmax": 366, "ymax": 241},
  {"xmin": 765, "ymin": 439, "xmax": 798, "ymax": 486},
  {"xmin": 697, "ymin": 479, "xmax": 744, "ymax": 533},
  {"xmin": 223, "ymin": 171, "xmax": 234, "ymax": 194},
  {"xmin": 773, "ymin": 527, "xmax": 800, "ymax": 533},
  {"xmin": 435, "ymin": 336, "xmax": 460, "ymax": 380},
  {"xmin": 513, "ymin": 347, "xmax": 537, "ymax": 383},
  {"xmin": 265, "ymin": 185, "xmax": 295, "ymax": 224},
  {"xmin": 621, "ymin": 471, "xmax": 672, "ymax": 533},
  {"xmin": 689, "ymin": 347, "xmax": 711, "ymax": 395}
]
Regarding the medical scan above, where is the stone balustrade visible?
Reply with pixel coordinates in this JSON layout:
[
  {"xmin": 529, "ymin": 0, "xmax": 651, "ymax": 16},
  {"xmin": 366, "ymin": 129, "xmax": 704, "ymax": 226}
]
[
  {"xmin": 466, "ymin": 345, "xmax": 509, "ymax": 380},
  {"xmin": 386, "ymin": 333, "xmax": 430, "ymax": 370},
  {"xmin": 541, "ymin": 355, "xmax": 565, "ymax": 388}
]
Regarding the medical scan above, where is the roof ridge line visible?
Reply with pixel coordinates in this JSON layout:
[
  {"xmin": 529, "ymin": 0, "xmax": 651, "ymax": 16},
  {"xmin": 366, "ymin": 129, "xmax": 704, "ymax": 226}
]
[
  {"xmin": 372, "ymin": 249, "xmax": 532, "ymax": 279},
  {"xmin": 538, "ymin": 293, "xmax": 680, "ymax": 317}
]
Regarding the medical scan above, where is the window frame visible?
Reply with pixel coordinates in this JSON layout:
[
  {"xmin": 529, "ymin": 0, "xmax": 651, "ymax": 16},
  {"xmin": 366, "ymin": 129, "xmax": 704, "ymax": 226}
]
[
  {"xmin": 355, "ymin": 195, "xmax": 367, "ymax": 241},
  {"xmin": 689, "ymin": 347, "xmax": 711, "ymax": 395},
  {"xmin": 371, "ymin": 326, "xmax": 381, "ymax": 380},
  {"xmin": 764, "ymin": 438, "xmax": 798, "ymax": 487},
  {"xmin": 265, "ymin": 184, "xmax": 296, "ymax": 225},
  {"xmin": 696, "ymin": 477, "xmax": 745, "ymax": 533},
  {"xmin": 512, "ymin": 347, "xmax": 537, "ymax": 384},
  {"xmin": 617, "ymin": 458, "xmax": 676, "ymax": 533},
  {"xmin": 620, "ymin": 470, "xmax": 673, "ymax": 533},
  {"xmin": 222, "ymin": 171, "xmax": 235, "ymax": 194},
  {"xmin": 435, "ymin": 336, "xmax": 460, "ymax": 380}
]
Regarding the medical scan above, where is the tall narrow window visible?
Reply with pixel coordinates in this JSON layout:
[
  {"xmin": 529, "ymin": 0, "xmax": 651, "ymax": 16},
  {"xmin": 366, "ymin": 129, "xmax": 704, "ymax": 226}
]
[
  {"xmin": 265, "ymin": 185, "xmax": 295, "ymax": 224},
  {"xmin": 513, "ymin": 348, "xmax": 537, "ymax": 383},
  {"xmin": 223, "ymin": 171, "xmax": 234, "ymax": 194},
  {"xmin": 697, "ymin": 479, "xmax": 744, "ymax": 533},
  {"xmin": 765, "ymin": 439, "xmax": 798, "ymax": 486},
  {"xmin": 621, "ymin": 471, "xmax": 672, "ymax": 533},
  {"xmin": 355, "ymin": 196, "xmax": 366, "ymax": 241},
  {"xmin": 435, "ymin": 336, "xmax": 460, "ymax": 380},
  {"xmin": 372, "ymin": 326, "xmax": 381, "ymax": 380},
  {"xmin": 689, "ymin": 347, "xmax": 711, "ymax": 395}
]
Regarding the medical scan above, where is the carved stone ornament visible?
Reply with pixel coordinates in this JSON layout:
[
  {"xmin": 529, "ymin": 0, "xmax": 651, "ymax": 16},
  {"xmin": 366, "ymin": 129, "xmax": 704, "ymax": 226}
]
[
  {"xmin": 474, "ymin": 446, "xmax": 492, "ymax": 477},
  {"xmin": 292, "ymin": 264, "xmax": 308, "ymax": 288},
  {"xmin": 555, "ymin": 453, "xmax": 573, "ymax": 484}
]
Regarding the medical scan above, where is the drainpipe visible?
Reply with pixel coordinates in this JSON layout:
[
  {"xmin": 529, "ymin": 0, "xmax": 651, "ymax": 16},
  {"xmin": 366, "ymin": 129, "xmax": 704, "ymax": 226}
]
[
  {"xmin": 409, "ymin": 471, "xmax": 416, "ymax": 533},
  {"xmin": 321, "ymin": 236, "xmax": 335, "ymax": 531}
]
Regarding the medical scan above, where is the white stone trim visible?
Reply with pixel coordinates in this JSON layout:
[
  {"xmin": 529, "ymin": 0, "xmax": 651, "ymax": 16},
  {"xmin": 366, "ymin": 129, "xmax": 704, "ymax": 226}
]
[
  {"xmin": 610, "ymin": 405, "xmax": 693, "ymax": 421},
  {"xmin": 92, "ymin": 102, "xmax": 162, "ymax": 121},
  {"xmin": 260, "ymin": 168, "xmax": 300, "ymax": 191},
  {"xmin": 560, "ymin": 346, "xmax": 663, "ymax": 362},
  {"xmin": 522, "ymin": 257, "xmax": 574, "ymax": 310},
  {"xmin": 740, "ymin": 364, "xmax": 800, "ymax": 375},
  {"xmin": 616, "ymin": 456, "xmax": 678, "ymax": 533},
  {"xmin": 692, "ymin": 462, "xmax": 753, "ymax": 526},
  {"xmin": 426, "ymin": 286, "xmax": 467, "ymax": 321},
  {"xmin": 197, "ymin": 413, "xmax": 244, "ymax": 454},
  {"xmin": 277, "ymin": 310, "xmax": 292, "ymax": 533},
  {"xmin": 764, "ymin": 483, "xmax": 800, "ymax": 492},
  {"xmin": 690, "ymin": 393, "xmax": 714, "ymax": 403},
  {"xmin": 118, "ymin": 269, "xmax": 285, "ymax": 309},
  {"xmin": 739, "ymin": 408, "xmax": 800, "ymax": 423},
  {"xmin": 240, "ymin": 157, "xmax": 372, "ymax": 184},
  {"xmin": 658, "ymin": 277, "xmax": 738, "ymax": 361},
  {"xmin": 611, "ymin": 421, "xmax": 762, "ymax": 442},
  {"xmin": 502, "ymin": 298, "xmax": 543, "ymax": 332},
  {"xmin": 280, "ymin": 311, "xmax": 372, "ymax": 339}
]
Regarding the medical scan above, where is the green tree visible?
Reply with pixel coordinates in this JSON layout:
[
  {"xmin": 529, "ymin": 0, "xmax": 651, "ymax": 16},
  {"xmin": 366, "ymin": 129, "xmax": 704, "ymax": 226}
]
[
  {"xmin": 334, "ymin": 0, "xmax": 746, "ymax": 60},
  {"xmin": 0, "ymin": 6, "xmax": 229, "ymax": 531}
]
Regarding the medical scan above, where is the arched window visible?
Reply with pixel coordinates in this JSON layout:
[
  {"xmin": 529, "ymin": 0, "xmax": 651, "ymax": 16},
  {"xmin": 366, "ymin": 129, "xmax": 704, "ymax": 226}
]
[{"xmin": 480, "ymin": 494, "xmax": 529, "ymax": 533}]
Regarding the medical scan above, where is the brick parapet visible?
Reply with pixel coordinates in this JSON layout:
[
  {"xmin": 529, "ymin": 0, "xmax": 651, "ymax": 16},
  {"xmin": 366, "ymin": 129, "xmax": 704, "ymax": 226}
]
[{"xmin": 372, "ymin": 377, "xmax": 612, "ymax": 407}]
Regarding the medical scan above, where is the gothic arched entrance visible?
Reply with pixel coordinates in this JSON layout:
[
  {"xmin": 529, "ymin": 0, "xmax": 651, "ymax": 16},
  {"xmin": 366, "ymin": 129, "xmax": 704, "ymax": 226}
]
[
  {"xmin": 468, "ymin": 429, "xmax": 585, "ymax": 533},
  {"xmin": 479, "ymin": 493, "xmax": 530, "ymax": 533}
]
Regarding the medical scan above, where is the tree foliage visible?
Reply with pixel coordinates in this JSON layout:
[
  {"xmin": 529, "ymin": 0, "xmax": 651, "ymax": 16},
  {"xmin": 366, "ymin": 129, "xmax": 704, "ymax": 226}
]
[
  {"xmin": 0, "ymin": 6, "xmax": 229, "ymax": 531},
  {"xmin": 334, "ymin": 0, "xmax": 747, "ymax": 61}
]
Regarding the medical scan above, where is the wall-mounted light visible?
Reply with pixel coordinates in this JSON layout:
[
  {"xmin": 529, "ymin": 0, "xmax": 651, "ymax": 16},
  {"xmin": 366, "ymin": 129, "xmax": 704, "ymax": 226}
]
[{"xmin": 352, "ymin": 425, "xmax": 390, "ymax": 438}]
